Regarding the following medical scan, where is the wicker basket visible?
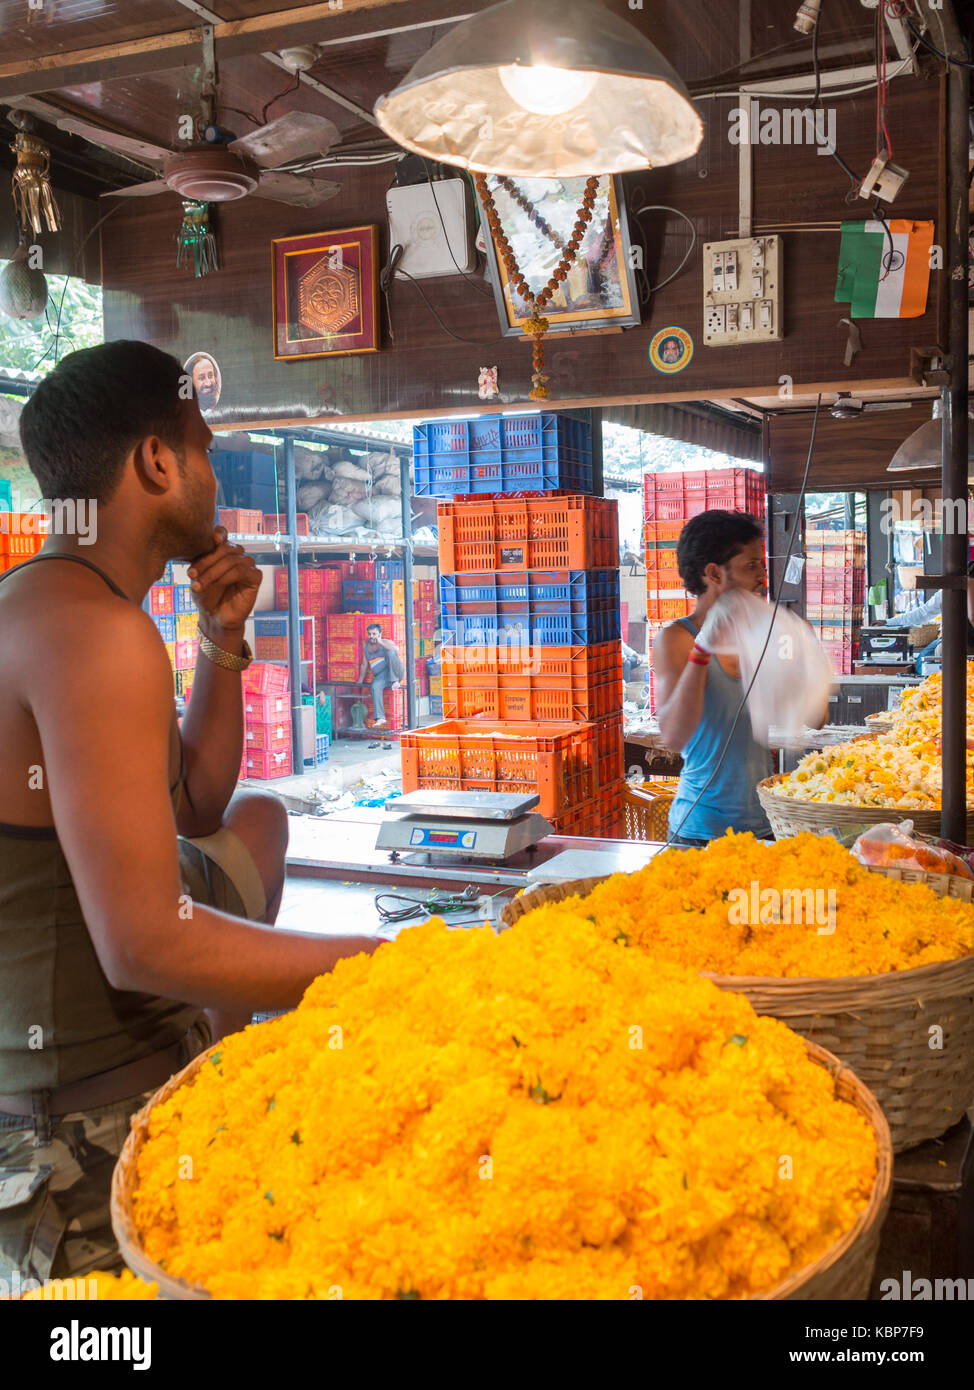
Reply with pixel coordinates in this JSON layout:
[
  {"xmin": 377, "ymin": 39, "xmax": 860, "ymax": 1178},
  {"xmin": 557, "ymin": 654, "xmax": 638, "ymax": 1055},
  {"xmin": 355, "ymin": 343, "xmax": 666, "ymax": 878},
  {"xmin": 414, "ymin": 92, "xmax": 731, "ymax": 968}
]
[
  {"xmin": 501, "ymin": 870, "xmax": 974, "ymax": 1152},
  {"xmin": 111, "ymin": 1025, "xmax": 890, "ymax": 1301},
  {"xmin": 622, "ymin": 779, "xmax": 679, "ymax": 841},
  {"xmin": 757, "ymin": 772, "xmax": 974, "ymax": 842},
  {"xmin": 111, "ymin": 1047, "xmax": 216, "ymax": 1300}
]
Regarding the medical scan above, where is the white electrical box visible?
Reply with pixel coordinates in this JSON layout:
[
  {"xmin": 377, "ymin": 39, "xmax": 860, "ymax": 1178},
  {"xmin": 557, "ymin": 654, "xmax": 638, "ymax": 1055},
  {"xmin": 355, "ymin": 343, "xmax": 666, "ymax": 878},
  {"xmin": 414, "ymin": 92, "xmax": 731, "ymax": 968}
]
[
  {"xmin": 386, "ymin": 179, "xmax": 476, "ymax": 280},
  {"xmin": 703, "ymin": 235, "xmax": 782, "ymax": 345}
]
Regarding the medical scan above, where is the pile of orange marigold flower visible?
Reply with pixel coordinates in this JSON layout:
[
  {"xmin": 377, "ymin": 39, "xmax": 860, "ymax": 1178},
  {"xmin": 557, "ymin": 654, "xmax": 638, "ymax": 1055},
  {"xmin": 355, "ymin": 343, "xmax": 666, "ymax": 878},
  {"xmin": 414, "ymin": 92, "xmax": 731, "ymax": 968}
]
[{"xmin": 131, "ymin": 909, "xmax": 877, "ymax": 1301}]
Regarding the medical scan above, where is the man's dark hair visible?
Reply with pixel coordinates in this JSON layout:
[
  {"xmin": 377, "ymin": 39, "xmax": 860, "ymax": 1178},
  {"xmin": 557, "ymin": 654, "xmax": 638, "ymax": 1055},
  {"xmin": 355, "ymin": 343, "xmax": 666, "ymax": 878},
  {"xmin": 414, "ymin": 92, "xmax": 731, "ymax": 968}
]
[
  {"xmin": 19, "ymin": 340, "xmax": 189, "ymax": 504},
  {"xmin": 677, "ymin": 509, "xmax": 764, "ymax": 596},
  {"xmin": 367, "ymin": 623, "xmax": 381, "ymax": 633}
]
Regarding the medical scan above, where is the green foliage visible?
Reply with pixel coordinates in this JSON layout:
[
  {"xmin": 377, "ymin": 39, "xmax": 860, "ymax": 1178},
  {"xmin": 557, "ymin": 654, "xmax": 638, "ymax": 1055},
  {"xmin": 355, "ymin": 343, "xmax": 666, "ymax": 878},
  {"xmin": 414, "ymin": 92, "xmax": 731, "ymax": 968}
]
[{"xmin": 0, "ymin": 271, "xmax": 103, "ymax": 375}]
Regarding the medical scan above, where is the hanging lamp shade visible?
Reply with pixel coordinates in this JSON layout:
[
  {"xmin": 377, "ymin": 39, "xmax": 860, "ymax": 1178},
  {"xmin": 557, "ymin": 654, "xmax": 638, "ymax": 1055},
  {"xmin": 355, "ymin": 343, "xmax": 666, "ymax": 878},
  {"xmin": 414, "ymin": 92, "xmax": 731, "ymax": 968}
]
[
  {"xmin": 887, "ymin": 399, "xmax": 974, "ymax": 474},
  {"xmin": 373, "ymin": 0, "xmax": 704, "ymax": 177}
]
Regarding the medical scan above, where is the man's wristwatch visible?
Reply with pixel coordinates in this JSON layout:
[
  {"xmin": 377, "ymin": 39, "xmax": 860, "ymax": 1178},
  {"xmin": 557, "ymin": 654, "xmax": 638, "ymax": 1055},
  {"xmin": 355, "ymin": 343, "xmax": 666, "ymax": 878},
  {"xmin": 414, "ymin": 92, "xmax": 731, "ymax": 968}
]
[{"xmin": 197, "ymin": 625, "xmax": 253, "ymax": 671}]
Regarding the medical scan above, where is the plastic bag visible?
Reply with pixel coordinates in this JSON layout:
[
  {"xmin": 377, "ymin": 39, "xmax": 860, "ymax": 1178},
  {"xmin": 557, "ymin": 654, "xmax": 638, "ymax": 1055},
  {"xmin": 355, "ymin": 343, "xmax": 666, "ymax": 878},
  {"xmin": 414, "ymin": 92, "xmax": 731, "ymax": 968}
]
[
  {"xmin": 703, "ymin": 589, "xmax": 835, "ymax": 745},
  {"xmin": 851, "ymin": 820, "xmax": 974, "ymax": 879}
]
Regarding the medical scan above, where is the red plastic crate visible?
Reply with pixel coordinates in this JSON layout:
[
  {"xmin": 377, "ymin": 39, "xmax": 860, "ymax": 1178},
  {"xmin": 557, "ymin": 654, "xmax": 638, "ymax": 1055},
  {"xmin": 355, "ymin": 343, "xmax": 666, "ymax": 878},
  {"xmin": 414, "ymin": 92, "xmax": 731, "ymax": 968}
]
[
  {"xmin": 340, "ymin": 560, "xmax": 375, "ymax": 579},
  {"xmin": 149, "ymin": 585, "xmax": 174, "ymax": 615},
  {"xmin": 400, "ymin": 718, "xmax": 598, "ymax": 820},
  {"xmin": 244, "ymin": 718, "xmax": 291, "ymax": 751},
  {"xmin": 326, "ymin": 657, "xmax": 361, "ymax": 683},
  {"xmin": 325, "ymin": 612, "xmax": 406, "ymax": 646},
  {"xmin": 243, "ymin": 747, "xmax": 292, "ymax": 779},
  {"xmin": 243, "ymin": 691, "xmax": 290, "ymax": 722},
  {"xmin": 437, "ymin": 494, "xmax": 618, "ymax": 573},
  {"xmin": 243, "ymin": 662, "xmax": 289, "ymax": 695},
  {"xmin": 643, "ymin": 469, "xmax": 765, "ymax": 523},
  {"xmin": 440, "ymin": 642, "xmax": 622, "ymax": 722}
]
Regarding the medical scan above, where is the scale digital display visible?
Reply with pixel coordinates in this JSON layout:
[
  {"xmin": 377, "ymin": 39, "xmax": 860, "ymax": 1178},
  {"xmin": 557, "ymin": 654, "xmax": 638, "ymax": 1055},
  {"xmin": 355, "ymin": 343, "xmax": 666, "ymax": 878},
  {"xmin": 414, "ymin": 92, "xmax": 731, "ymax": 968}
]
[{"xmin": 409, "ymin": 826, "xmax": 478, "ymax": 849}]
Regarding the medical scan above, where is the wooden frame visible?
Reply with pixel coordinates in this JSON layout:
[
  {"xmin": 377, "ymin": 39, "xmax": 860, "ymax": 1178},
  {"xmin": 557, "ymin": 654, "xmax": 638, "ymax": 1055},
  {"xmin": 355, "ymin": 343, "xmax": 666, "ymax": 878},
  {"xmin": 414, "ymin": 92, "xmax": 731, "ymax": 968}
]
[
  {"xmin": 271, "ymin": 225, "xmax": 380, "ymax": 360},
  {"xmin": 476, "ymin": 174, "xmax": 641, "ymax": 339}
]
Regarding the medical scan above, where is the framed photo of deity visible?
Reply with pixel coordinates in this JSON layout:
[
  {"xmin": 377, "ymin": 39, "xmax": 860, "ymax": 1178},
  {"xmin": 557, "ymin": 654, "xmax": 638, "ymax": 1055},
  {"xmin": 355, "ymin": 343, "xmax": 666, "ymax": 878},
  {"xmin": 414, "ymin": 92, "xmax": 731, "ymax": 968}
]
[
  {"xmin": 475, "ymin": 175, "xmax": 640, "ymax": 337},
  {"xmin": 271, "ymin": 225, "xmax": 380, "ymax": 359}
]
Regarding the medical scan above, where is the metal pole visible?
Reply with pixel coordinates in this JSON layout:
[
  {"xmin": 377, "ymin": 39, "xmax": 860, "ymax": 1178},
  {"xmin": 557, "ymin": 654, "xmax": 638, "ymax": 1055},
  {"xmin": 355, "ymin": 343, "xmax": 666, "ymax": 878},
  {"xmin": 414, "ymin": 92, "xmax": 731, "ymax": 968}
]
[
  {"xmin": 283, "ymin": 433, "xmax": 304, "ymax": 775},
  {"xmin": 399, "ymin": 448, "xmax": 416, "ymax": 729},
  {"xmin": 940, "ymin": 7, "xmax": 970, "ymax": 844}
]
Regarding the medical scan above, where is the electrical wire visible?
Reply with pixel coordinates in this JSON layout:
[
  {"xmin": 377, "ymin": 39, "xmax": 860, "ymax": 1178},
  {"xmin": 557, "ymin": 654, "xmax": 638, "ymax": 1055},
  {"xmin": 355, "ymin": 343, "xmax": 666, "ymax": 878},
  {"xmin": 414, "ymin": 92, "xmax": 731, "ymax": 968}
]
[
  {"xmin": 374, "ymin": 886, "xmax": 504, "ymax": 925},
  {"xmin": 261, "ymin": 71, "xmax": 302, "ymax": 125},
  {"xmin": 391, "ymin": 255, "xmax": 509, "ymax": 347},
  {"xmin": 422, "ymin": 158, "xmax": 494, "ymax": 299},
  {"xmin": 29, "ymin": 200, "xmax": 123, "ymax": 373},
  {"xmin": 662, "ymin": 395, "xmax": 824, "ymax": 848},
  {"xmin": 906, "ymin": 15, "xmax": 974, "ymax": 70},
  {"xmin": 692, "ymin": 52, "xmax": 916, "ymax": 103},
  {"xmin": 627, "ymin": 199, "xmax": 697, "ymax": 308}
]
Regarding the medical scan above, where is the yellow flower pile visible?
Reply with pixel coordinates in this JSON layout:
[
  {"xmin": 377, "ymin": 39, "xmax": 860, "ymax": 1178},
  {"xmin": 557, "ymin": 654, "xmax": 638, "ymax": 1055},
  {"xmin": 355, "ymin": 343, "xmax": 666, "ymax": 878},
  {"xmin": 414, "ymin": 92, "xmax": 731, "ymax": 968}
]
[
  {"xmin": 132, "ymin": 915, "xmax": 876, "ymax": 1300},
  {"xmin": 779, "ymin": 666, "xmax": 974, "ymax": 808},
  {"xmin": 23, "ymin": 1271, "xmax": 157, "ymax": 1300},
  {"xmin": 523, "ymin": 832, "xmax": 974, "ymax": 978}
]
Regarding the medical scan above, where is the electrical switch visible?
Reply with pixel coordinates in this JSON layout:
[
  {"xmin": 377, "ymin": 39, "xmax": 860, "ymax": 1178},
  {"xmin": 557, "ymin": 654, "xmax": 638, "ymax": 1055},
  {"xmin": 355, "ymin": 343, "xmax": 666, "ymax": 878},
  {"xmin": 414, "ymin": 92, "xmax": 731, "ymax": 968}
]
[
  {"xmin": 740, "ymin": 302, "xmax": 754, "ymax": 330},
  {"xmin": 759, "ymin": 300, "xmax": 773, "ymax": 330},
  {"xmin": 726, "ymin": 304, "xmax": 739, "ymax": 331},
  {"xmin": 751, "ymin": 239, "xmax": 765, "ymax": 269},
  {"xmin": 724, "ymin": 251, "xmax": 738, "ymax": 292},
  {"xmin": 751, "ymin": 271, "xmax": 763, "ymax": 297}
]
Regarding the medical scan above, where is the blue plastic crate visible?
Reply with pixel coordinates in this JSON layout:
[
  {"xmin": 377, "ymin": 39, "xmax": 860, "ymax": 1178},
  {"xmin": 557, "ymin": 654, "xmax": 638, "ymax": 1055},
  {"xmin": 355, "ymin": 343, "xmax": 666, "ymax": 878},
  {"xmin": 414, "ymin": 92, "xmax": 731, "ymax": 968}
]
[
  {"xmin": 412, "ymin": 412, "xmax": 593, "ymax": 496},
  {"xmin": 316, "ymin": 733, "xmax": 330, "ymax": 763},
  {"xmin": 173, "ymin": 584, "xmax": 195, "ymax": 613},
  {"xmin": 374, "ymin": 560, "xmax": 404, "ymax": 582},
  {"xmin": 253, "ymin": 611, "xmax": 289, "ymax": 637},
  {"xmin": 160, "ymin": 560, "xmax": 174, "ymax": 584},
  {"xmin": 439, "ymin": 569, "xmax": 620, "ymax": 646},
  {"xmin": 153, "ymin": 613, "xmax": 176, "ymax": 642},
  {"xmin": 429, "ymin": 696, "xmax": 443, "ymax": 716},
  {"xmin": 342, "ymin": 579, "xmax": 393, "ymax": 613}
]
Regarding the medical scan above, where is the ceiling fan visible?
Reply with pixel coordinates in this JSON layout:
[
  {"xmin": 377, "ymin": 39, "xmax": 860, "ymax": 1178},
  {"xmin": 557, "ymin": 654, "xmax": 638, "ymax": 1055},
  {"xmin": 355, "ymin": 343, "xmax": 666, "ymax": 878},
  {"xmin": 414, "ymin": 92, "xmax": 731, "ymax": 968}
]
[
  {"xmin": 51, "ymin": 106, "xmax": 343, "ymax": 207},
  {"xmin": 828, "ymin": 392, "xmax": 912, "ymax": 420}
]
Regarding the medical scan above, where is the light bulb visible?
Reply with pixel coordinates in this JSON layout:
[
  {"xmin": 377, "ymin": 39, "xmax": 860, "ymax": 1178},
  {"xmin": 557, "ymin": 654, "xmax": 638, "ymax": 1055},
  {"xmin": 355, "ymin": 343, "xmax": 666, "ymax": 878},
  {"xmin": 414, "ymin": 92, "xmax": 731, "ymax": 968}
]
[{"xmin": 498, "ymin": 64, "xmax": 598, "ymax": 116}]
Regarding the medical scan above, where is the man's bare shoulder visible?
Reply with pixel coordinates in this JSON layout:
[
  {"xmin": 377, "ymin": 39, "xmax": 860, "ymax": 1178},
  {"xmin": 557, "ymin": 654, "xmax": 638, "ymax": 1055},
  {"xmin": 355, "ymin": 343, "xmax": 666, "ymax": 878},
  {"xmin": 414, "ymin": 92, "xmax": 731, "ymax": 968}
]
[{"xmin": 653, "ymin": 618, "xmax": 695, "ymax": 655}]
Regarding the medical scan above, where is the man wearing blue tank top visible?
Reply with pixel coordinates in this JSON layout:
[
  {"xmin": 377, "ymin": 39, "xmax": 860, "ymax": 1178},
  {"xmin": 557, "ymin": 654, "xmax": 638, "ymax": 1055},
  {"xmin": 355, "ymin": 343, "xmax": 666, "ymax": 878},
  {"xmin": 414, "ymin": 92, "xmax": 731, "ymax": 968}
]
[{"xmin": 652, "ymin": 510, "xmax": 775, "ymax": 847}]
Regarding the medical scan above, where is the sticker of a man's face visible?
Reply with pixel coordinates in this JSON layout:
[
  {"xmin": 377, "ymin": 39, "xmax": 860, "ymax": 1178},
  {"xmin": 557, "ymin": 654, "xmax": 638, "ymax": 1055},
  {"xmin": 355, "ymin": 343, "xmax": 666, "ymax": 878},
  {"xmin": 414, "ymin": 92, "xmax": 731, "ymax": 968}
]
[
  {"xmin": 660, "ymin": 338, "xmax": 683, "ymax": 364},
  {"xmin": 190, "ymin": 355, "xmax": 220, "ymax": 410}
]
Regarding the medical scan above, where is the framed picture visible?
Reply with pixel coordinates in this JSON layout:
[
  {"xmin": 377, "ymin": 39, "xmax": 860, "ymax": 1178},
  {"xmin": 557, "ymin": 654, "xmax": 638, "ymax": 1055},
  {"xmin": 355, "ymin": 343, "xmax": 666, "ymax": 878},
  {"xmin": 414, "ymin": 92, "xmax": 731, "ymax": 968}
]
[
  {"xmin": 475, "ymin": 175, "xmax": 640, "ymax": 337},
  {"xmin": 271, "ymin": 225, "xmax": 380, "ymax": 360}
]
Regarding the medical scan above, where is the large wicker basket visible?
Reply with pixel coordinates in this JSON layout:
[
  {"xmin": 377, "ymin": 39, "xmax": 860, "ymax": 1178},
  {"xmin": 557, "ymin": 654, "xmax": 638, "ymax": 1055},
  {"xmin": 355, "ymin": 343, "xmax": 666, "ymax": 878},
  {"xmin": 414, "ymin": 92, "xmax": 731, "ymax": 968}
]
[
  {"xmin": 757, "ymin": 772, "xmax": 974, "ymax": 842},
  {"xmin": 501, "ymin": 870, "xmax": 974, "ymax": 1152},
  {"xmin": 111, "ymin": 1034, "xmax": 891, "ymax": 1301}
]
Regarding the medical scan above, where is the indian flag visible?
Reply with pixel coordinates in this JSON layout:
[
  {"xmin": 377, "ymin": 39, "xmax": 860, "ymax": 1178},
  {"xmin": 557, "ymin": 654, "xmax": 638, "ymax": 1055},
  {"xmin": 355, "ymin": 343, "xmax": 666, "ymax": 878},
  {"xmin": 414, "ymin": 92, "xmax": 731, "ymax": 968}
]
[{"xmin": 835, "ymin": 219, "xmax": 934, "ymax": 318}]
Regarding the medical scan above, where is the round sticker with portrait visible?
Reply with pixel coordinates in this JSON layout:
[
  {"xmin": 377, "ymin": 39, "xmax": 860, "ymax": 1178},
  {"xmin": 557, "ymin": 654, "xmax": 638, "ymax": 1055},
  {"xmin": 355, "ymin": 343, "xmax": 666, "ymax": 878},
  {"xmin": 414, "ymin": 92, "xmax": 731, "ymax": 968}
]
[
  {"xmin": 648, "ymin": 327, "xmax": 694, "ymax": 375},
  {"xmin": 183, "ymin": 351, "xmax": 222, "ymax": 411}
]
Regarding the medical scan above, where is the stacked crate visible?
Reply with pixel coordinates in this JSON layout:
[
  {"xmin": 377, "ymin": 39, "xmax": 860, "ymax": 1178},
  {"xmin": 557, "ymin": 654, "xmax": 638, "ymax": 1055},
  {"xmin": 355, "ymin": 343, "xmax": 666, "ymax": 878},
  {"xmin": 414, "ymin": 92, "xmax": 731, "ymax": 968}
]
[
  {"xmin": 239, "ymin": 662, "xmax": 292, "ymax": 780},
  {"xmin": 275, "ymin": 565, "xmax": 344, "ymax": 684},
  {"xmin": 147, "ymin": 568, "xmax": 200, "ymax": 699},
  {"xmin": 643, "ymin": 467, "xmax": 767, "ymax": 711},
  {"xmin": 406, "ymin": 413, "xmax": 624, "ymax": 837},
  {"xmin": 805, "ymin": 529, "xmax": 866, "ymax": 675},
  {"xmin": 0, "ymin": 512, "xmax": 46, "ymax": 572}
]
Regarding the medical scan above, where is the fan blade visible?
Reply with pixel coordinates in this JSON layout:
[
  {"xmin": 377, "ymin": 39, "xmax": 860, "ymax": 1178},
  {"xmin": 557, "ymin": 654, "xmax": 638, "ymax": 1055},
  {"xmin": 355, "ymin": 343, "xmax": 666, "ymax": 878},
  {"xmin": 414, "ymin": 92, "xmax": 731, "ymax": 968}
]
[
  {"xmin": 253, "ymin": 171, "xmax": 341, "ymax": 207},
  {"xmin": 102, "ymin": 180, "xmax": 169, "ymax": 198},
  {"xmin": 56, "ymin": 117, "xmax": 168, "ymax": 168},
  {"xmin": 229, "ymin": 112, "xmax": 339, "ymax": 168},
  {"xmin": 863, "ymin": 401, "xmax": 909, "ymax": 412}
]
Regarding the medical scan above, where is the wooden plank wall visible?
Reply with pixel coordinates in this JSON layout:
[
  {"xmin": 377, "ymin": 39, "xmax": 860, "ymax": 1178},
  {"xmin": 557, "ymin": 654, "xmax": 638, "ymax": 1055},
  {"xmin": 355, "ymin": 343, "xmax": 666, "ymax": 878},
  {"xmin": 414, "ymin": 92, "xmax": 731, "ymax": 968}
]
[{"xmin": 98, "ymin": 75, "xmax": 945, "ymax": 429}]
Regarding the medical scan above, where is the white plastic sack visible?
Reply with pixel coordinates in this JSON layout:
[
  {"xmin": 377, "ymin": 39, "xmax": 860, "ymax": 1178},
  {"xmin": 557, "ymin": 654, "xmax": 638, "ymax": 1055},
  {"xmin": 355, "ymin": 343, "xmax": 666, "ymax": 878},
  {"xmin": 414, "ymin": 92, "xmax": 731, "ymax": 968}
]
[
  {"xmin": 297, "ymin": 481, "xmax": 331, "ymax": 510},
  {"xmin": 329, "ymin": 477, "xmax": 368, "ymax": 506},
  {"xmin": 702, "ymin": 588, "xmax": 835, "ymax": 745},
  {"xmin": 333, "ymin": 459, "xmax": 371, "ymax": 483}
]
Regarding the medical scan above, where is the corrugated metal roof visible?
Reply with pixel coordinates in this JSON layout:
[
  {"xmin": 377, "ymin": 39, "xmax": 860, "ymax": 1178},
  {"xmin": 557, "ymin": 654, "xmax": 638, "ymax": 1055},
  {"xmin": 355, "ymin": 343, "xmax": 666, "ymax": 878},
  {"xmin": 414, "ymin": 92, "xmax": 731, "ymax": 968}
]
[{"xmin": 602, "ymin": 402, "xmax": 762, "ymax": 463}]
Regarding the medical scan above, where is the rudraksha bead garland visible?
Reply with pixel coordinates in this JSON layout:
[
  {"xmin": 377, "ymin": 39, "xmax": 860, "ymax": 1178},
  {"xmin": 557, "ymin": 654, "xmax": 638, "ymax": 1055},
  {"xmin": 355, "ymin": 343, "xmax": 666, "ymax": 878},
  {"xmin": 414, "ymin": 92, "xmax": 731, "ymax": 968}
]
[{"xmin": 475, "ymin": 172, "xmax": 600, "ymax": 401}]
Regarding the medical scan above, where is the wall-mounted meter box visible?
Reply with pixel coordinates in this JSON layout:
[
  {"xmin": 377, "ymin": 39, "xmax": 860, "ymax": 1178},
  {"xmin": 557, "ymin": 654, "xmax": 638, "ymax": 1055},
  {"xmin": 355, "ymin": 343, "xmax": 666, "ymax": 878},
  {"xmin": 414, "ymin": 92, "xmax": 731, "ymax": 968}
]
[
  {"xmin": 386, "ymin": 179, "xmax": 476, "ymax": 280},
  {"xmin": 703, "ymin": 235, "xmax": 782, "ymax": 346}
]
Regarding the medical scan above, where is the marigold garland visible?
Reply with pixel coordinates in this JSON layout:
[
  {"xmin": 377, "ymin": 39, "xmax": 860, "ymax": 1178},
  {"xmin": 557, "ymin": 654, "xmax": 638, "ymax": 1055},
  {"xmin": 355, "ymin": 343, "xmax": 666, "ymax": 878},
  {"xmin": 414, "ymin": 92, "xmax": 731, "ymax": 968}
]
[
  {"xmin": 131, "ymin": 914, "xmax": 877, "ymax": 1300},
  {"xmin": 777, "ymin": 666, "xmax": 974, "ymax": 809}
]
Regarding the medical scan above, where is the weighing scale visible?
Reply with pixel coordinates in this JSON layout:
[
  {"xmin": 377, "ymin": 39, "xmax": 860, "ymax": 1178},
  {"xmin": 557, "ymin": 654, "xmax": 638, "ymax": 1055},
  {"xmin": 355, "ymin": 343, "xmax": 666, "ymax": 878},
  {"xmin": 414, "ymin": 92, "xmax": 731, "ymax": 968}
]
[{"xmin": 376, "ymin": 790, "xmax": 552, "ymax": 865}]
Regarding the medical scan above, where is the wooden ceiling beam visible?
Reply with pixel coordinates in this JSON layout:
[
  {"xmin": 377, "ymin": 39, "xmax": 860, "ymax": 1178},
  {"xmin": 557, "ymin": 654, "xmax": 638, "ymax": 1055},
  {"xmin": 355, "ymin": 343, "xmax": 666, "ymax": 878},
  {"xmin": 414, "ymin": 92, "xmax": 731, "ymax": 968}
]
[{"xmin": 0, "ymin": 0, "xmax": 473, "ymax": 102}]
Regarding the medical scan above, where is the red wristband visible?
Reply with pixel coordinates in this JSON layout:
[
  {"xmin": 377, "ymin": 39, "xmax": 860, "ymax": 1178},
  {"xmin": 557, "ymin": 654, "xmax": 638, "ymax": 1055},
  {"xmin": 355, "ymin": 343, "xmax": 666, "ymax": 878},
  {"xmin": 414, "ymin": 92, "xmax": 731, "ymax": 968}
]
[{"xmin": 688, "ymin": 644, "xmax": 711, "ymax": 667}]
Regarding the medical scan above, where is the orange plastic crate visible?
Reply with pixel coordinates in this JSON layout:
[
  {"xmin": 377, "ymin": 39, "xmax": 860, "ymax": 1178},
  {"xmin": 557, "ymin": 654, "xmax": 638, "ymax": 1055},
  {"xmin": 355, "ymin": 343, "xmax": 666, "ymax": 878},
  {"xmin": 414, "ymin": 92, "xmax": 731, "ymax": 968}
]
[
  {"xmin": 264, "ymin": 513, "xmax": 309, "ymax": 535},
  {"xmin": 437, "ymin": 494, "xmax": 618, "ymax": 573},
  {"xmin": 440, "ymin": 642, "xmax": 622, "ymax": 722},
  {"xmin": 645, "ymin": 591, "xmax": 694, "ymax": 623},
  {"xmin": 596, "ymin": 714, "xmax": 625, "ymax": 786},
  {"xmin": 400, "ymin": 718, "xmax": 598, "ymax": 820}
]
